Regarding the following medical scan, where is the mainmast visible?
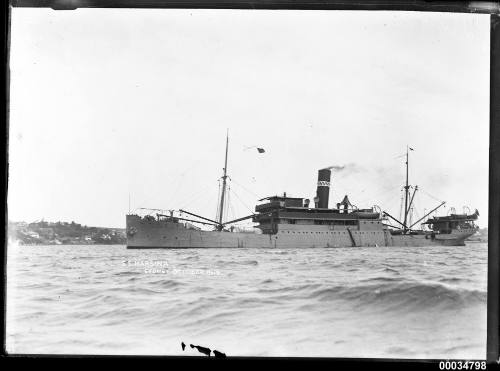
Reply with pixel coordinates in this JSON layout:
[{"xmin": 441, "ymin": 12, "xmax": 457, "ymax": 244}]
[
  {"xmin": 218, "ymin": 130, "xmax": 229, "ymax": 227},
  {"xmin": 383, "ymin": 146, "xmax": 445, "ymax": 232}
]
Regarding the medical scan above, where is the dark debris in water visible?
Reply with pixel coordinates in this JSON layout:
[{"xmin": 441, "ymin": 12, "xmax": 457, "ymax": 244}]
[{"xmin": 182, "ymin": 341, "xmax": 226, "ymax": 357}]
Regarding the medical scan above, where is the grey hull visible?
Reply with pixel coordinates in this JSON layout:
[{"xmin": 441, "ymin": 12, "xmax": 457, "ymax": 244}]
[{"xmin": 126, "ymin": 215, "xmax": 476, "ymax": 249}]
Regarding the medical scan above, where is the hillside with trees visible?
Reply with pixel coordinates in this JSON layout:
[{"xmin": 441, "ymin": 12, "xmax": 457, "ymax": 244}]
[{"xmin": 8, "ymin": 220, "xmax": 126, "ymax": 245}]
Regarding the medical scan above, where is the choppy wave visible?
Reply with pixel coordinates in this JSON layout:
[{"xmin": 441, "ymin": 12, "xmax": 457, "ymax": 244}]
[
  {"xmin": 307, "ymin": 281, "xmax": 486, "ymax": 310},
  {"xmin": 6, "ymin": 243, "xmax": 488, "ymax": 358}
]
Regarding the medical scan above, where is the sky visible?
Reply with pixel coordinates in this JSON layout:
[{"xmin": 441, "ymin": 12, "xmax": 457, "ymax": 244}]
[{"xmin": 8, "ymin": 9, "xmax": 490, "ymax": 229}]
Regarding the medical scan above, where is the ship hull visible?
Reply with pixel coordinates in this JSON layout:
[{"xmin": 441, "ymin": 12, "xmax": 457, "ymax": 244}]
[{"xmin": 126, "ymin": 215, "xmax": 476, "ymax": 249}]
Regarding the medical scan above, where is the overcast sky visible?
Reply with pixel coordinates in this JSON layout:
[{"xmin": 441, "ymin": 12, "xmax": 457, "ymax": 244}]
[{"xmin": 8, "ymin": 9, "xmax": 490, "ymax": 229}]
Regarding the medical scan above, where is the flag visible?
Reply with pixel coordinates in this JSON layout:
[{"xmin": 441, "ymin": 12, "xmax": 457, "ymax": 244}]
[{"xmin": 257, "ymin": 148, "xmax": 265, "ymax": 153}]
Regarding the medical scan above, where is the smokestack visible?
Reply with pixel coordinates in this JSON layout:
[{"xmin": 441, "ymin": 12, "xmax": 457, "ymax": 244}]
[{"xmin": 316, "ymin": 168, "xmax": 332, "ymax": 208}]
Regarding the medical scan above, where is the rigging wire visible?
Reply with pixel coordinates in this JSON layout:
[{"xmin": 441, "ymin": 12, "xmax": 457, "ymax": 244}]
[
  {"xmin": 215, "ymin": 178, "xmax": 222, "ymax": 222},
  {"xmin": 375, "ymin": 188, "xmax": 404, "ymax": 211},
  {"xmin": 137, "ymin": 166, "xmax": 216, "ymax": 215},
  {"xmin": 160, "ymin": 157, "xmax": 214, "ymax": 207},
  {"xmin": 420, "ymin": 188, "xmax": 445, "ymax": 203},
  {"xmin": 353, "ymin": 184, "xmax": 402, "ymax": 208},
  {"xmin": 230, "ymin": 187, "xmax": 255, "ymax": 215},
  {"xmin": 231, "ymin": 177, "xmax": 261, "ymax": 198},
  {"xmin": 224, "ymin": 185, "xmax": 231, "ymax": 224},
  {"xmin": 178, "ymin": 182, "xmax": 219, "ymax": 211},
  {"xmin": 413, "ymin": 192, "xmax": 420, "ymax": 219},
  {"xmin": 143, "ymin": 139, "xmax": 227, "ymax": 209},
  {"xmin": 228, "ymin": 191, "xmax": 238, "ymax": 224},
  {"xmin": 398, "ymin": 189, "xmax": 404, "ymax": 221}
]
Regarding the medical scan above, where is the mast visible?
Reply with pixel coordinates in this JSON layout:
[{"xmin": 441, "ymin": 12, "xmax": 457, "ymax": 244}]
[
  {"xmin": 383, "ymin": 146, "xmax": 444, "ymax": 232},
  {"xmin": 403, "ymin": 145, "xmax": 410, "ymax": 233},
  {"xmin": 406, "ymin": 185, "xmax": 418, "ymax": 230},
  {"xmin": 218, "ymin": 130, "xmax": 229, "ymax": 227}
]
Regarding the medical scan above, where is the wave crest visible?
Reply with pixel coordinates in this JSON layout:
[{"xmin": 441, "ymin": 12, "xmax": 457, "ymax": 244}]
[{"xmin": 307, "ymin": 281, "xmax": 486, "ymax": 310}]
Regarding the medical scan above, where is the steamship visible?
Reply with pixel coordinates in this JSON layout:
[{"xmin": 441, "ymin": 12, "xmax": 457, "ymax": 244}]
[{"xmin": 126, "ymin": 135, "xmax": 479, "ymax": 249}]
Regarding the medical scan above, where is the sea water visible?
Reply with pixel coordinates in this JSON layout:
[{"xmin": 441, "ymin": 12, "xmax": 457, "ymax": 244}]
[{"xmin": 6, "ymin": 243, "xmax": 487, "ymax": 358}]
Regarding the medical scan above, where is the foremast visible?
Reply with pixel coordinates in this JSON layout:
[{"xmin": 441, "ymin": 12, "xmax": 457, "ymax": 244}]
[{"xmin": 217, "ymin": 130, "xmax": 229, "ymax": 229}]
